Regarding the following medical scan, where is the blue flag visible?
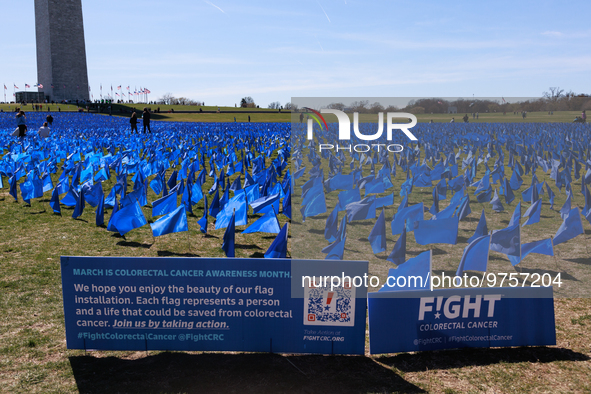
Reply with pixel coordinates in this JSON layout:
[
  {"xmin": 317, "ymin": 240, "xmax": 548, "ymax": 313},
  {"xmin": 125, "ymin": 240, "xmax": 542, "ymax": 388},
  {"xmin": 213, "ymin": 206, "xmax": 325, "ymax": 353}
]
[
  {"xmin": 380, "ymin": 250, "xmax": 431, "ymax": 291},
  {"xmin": 107, "ymin": 196, "xmax": 120, "ymax": 232},
  {"xmin": 429, "ymin": 186, "xmax": 439, "ymax": 215},
  {"xmin": 82, "ymin": 182, "xmax": 104, "ymax": 208},
  {"xmin": 456, "ymin": 235, "xmax": 491, "ymax": 276},
  {"xmin": 322, "ymin": 216, "xmax": 347, "ymax": 260},
  {"xmin": 413, "ymin": 216, "xmax": 458, "ymax": 245},
  {"xmin": 365, "ymin": 178, "xmax": 385, "ymax": 195},
  {"xmin": 222, "ymin": 210, "xmax": 236, "ymax": 257},
  {"xmin": 72, "ymin": 187, "xmax": 86, "ymax": 219},
  {"xmin": 346, "ymin": 196, "xmax": 377, "ymax": 222},
  {"xmin": 229, "ymin": 175, "xmax": 242, "ymax": 192},
  {"xmin": 61, "ymin": 187, "xmax": 79, "ymax": 207},
  {"xmin": 545, "ymin": 182, "xmax": 555, "ymax": 209},
  {"xmin": 325, "ymin": 206, "xmax": 339, "ymax": 243},
  {"xmin": 337, "ymin": 188, "xmax": 361, "ymax": 211},
  {"xmin": 191, "ymin": 181, "xmax": 204, "ymax": 205},
  {"xmin": 110, "ymin": 201, "xmax": 148, "ymax": 236},
  {"xmin": 215, "ymin": 193, "xmax": 248, "ymax": 229},
  {"xmin": 251, "ymin": 193, "xmax": 281, "ymax": 215},
  {"xmin": 243, "ymin": 209, "xmax": 281, "ymax": 234},
  {"xmin": 503, "ymin": 177, "xmax": 515, "ymax": 204},
  {"xmin": 476, "ymin": 186, "xmax": 492, "ymax": 203},
  {"xmin": 490, "ymin": 188, "xmax": 504, "ymax": 212},
  {"xmin": 368, "ymin": 208, "xmax": 387, "ymax": 254},
  {"xmin": 50, "ymin": 186, "xmax": 61, "ymax": 214},
  {"xmin": 509, "ymin": 201, "xmax": 521, "ymax": 227},
  {"xmin": 282, "ymin": 188, "xmax": 291, "ymax": 219},
  {"xmin": 375, "ymin": 193, "xmax": 394, "ymax": 209},
  {"xmin": 553, "ymin": 207, "xmax": 584, "ymax": 245},
  {"xmin": 152, "ymin": 190, "xmax": 178, "ymax": 217},
  {"xmin": 490, "ymin": 224, "xmax": 520, "ymax": 258},
  {"xmin": 150, "ymin": 204, "xmax": 189, "ymax": 237},
  {"xmin": 559, "ymin": 193, "xmax": 571, "ymax": 220},
  {"xmin": 436, "ymin": 178, "xmax": 447, "ymax": 200},
  {"xmin": 96, "ymin": 195, "xmax": 105, "ymax": 226},
  {"xmin": 209, "ymin": 190, "xmax": 220, "ymax": 218},
  {"xmin": 508, "ymin": 238, "xmax": 554, "ymax": 266},
  {"xmin": 510, "ymin": 170, "xmax": 523, "ymax": 190},
  {"xmin": 456, "ymin": 195, "xmax": 472, "ymax": 221},
  {"xmin": 387, "ymin": 226, "xmax": 406, "ymax": 266},
  {"xmin": 468, "ymin": 209, "xmax": 488, "ymax": 243},
  {"xmin": 522, "ymin": 198, "xmax": 542, "ymax": 226},
  {"xmin": 197, "ymin": 195, "xmax": 208, "ymax": 233},
  {"xmin": 391, "ymin": 203, "xmax": 424, "ymax": 235},
  {"xmin": 264, "ymin": 223, "xmax": 289, "ymax": 258},
  {"xmin": 150, "ymin": 174, "xmax": 164, "ymax": 196}
]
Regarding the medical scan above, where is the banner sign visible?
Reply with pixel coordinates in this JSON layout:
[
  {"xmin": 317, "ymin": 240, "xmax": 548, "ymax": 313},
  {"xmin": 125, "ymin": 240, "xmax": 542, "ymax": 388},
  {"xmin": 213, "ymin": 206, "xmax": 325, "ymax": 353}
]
[
  {"xmin": 61, "ymin": 256, "xmax": 368, "ymax": 355},
  {"xmin": 368, "ymin": 286, "xmax": 555, "ymax": 354}
]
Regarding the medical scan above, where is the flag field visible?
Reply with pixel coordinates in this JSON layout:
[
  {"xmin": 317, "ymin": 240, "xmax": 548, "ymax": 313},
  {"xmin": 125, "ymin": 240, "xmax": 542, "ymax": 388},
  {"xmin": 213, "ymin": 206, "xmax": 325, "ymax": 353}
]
[{"xmin": 0, "ymin": 113, "xmax": 590, "ymax": 393}]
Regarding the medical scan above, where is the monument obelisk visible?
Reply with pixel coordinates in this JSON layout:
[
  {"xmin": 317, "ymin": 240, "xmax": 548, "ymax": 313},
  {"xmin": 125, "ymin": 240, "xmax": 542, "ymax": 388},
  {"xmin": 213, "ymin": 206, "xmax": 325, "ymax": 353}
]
[{"xmin": 35, "ymin": 0, "xmax": 90, "ymax": 102}]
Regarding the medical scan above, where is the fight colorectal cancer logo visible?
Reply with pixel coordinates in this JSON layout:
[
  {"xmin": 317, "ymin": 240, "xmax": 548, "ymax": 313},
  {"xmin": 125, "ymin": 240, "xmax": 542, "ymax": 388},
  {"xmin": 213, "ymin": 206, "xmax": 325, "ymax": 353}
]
[{"xmin": 303, "ymin": 107, "xmax": 419, "ymax": 153}]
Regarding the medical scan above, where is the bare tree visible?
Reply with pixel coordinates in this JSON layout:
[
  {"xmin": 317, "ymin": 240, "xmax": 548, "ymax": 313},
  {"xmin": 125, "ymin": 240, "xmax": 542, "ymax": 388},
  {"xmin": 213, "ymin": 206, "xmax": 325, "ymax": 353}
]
[
  {"xmin": 158, "ymin": 93, "xmax": 175, "ymax": 105},
  {"xmin": 268, "ymin": 101, "xmax": 282, "ymax": 109},
  {"xmin": 349, "ymin": 100, "xmax": 370, "ymax": 113},
  {"xmin": 543, "ymin": 87, "xmax": 565, "ymax": 101},
  {"xmin": 284, "ymin": 102, "xmax": 298, "ymax": 111},
  {"xmin": 327, "ymin": 102, "xmax": 346, "ymax": 111},
  {"xmin": 369, "ymin": 102, "xmax": 385, "ymax": 113}
]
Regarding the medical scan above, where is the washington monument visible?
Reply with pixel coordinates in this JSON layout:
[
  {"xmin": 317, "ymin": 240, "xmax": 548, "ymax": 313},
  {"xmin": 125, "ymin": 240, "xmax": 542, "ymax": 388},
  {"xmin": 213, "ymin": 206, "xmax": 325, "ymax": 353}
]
[{"xmin": 35, "ymin": 0, "xmax": 90, "ymax": 102}]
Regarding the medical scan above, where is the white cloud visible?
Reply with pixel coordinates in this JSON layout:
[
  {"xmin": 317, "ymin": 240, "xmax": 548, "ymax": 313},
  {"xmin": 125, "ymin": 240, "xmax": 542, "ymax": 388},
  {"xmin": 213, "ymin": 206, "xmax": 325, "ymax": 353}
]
[{"xmin": 541, "ymin": 31, "xmax": 563, "ymax": 37}]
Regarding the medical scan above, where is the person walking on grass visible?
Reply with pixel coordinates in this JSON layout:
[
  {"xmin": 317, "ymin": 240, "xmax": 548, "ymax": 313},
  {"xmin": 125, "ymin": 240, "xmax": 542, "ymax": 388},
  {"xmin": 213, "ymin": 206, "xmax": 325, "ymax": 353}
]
[
  {"xmin": 16, "ymin": 110, "xmax": 27, "ymax": 137},
  {"xmin": 130, "ymin": 111, "xmax": 138, "ymax": 134},
  {"xmin": 142, "ymin": 107, "xmax": 151, "ymax": 133}
]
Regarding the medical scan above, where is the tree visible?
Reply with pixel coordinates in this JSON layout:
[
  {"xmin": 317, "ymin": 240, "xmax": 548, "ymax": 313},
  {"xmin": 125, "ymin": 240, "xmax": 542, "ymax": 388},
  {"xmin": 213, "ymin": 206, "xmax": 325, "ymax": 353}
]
[
  {"xmin": 158, "ymin": 93, "xmax": 175, "ymax": 105},
  {"xmin": 284, "ymin": 102, "xmax": 298, "ymax": 111},
  {"xmin": 240, "ymin": 96, "xmax": 256, "ymax": 108},
  {"xmin": 349, "ymin": 100, "xmax": 369, "ymax": 113},
  {"xmin": 543, "ymin": 87, "xmax": 565, "ymax": 102},
  {"xmin": 327, "ymin": 102, "xmax": 346, "ymax": 111},
  {"xmin": 268, "ymin": 101, "xmax": 281, "ymax": 109},
  {"xmin": 369, "ymin": 102, "xmax": 385, "ymax": 113}
]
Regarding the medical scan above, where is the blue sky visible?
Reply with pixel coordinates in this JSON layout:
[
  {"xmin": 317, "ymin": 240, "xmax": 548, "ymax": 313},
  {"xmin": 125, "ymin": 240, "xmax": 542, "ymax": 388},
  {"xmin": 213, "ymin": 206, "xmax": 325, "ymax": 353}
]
[{"xmin": 1, "ymin": 0, "xmax": 590, "ymax": 106}]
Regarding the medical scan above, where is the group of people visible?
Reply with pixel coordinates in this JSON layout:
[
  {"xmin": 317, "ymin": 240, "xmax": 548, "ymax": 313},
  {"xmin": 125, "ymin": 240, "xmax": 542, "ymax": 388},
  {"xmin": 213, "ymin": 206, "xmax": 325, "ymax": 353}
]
[
  {"xmin": 14, "ymin": 110, "xmax": 54, "ymax": 138},
  {"xmin": 130, "ymin": 107, "xmax": 151, "ymax": 133}
]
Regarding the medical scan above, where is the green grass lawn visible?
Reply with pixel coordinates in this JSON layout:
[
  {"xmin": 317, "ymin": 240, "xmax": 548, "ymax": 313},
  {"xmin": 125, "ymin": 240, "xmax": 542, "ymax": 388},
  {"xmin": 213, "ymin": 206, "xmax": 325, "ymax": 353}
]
[
  {"xmin": 0, "ymin": 116, "xmax": 590, "ymax": 393},
  {"xmin": 2, "ymin": 102, "xmax": 584, "ymax": 124}
]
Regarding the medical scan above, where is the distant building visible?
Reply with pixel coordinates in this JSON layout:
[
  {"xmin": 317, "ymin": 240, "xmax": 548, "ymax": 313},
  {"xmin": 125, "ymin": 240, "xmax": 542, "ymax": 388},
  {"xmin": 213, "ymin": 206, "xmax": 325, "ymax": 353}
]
[
  {"xmin": 15, "ymin": 91, "xmax": 46, "ymax": 103},
  {"xmin": 447, "ymin": 106, "xmax": 457, "ymax": 114}
]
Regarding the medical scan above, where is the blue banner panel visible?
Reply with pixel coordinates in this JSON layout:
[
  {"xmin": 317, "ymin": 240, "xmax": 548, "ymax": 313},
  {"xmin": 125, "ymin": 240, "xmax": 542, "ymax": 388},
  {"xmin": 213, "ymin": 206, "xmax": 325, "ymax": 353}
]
[
  {"xmin": 61, "ymin": 257, "xmax": 367, "ymax": 354},
  {"xmin": 368, "ymin": 287, "xmax": 555, "ymax": 354}
]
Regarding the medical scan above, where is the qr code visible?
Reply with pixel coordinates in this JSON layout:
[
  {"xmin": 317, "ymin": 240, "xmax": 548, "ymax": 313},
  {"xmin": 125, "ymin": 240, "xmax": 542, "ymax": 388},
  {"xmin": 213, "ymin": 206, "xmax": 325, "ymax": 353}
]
[{"xmin": 303, "ymin": 277, "xmax": 355, "ymax": 327}]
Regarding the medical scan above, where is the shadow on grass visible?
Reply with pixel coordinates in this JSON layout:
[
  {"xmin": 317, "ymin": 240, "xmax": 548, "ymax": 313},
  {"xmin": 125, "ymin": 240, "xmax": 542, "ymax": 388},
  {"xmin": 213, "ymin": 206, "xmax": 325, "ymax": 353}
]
[
  {"xmin": 407, "ymin": 247, "xmax": 447, "ymax": 256},
  {"xmin": 563, "ymin": 258, "xmax": 591, "ymax": 267},
  {"xmin": 116, "ymin": 241, "xmax": 153, "ymax": 249},
  {"xmin": 157, "ymin": 251, "xmax": 200, "ymax": 257},
  {"xmin": 69, "ymin": 352, "xmax": 424, "ymax": 394},
  {"xmin": 376, "ymin": 346, "xmax": 589, "ymax": 372},
  {"xmin": 26, "ymin": 209, "xmax": 47, "ymax": 215},
  {"xmin": 236, "ymin": 244, "xmax": 262, "ymax": 250},
  {"xmin": 518, "ymin": 266, "xmax": 579, "ymax": 281}
]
